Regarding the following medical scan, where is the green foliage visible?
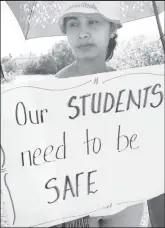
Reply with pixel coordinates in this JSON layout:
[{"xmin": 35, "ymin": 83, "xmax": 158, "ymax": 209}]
[
  {"xmin": 22, "ymin": 40, "xmax": 75, "ymax": 75},
  {"xmin": 1, "ymin": 54, "xmax": 12, "ymax": 64},
  {"xmin": 2, "ymin": 59, "xmax": 16, "ymax": 73},
  {"xmin": 51, "ymin": 40, "xmax": 75, "ymax": 71},
  {"xmin": 1, "ymin": 54, "xmax": 13, "ymax": 82},
  {"xmin": 110, "ymin": 36, "xmax": 164, "ymax": 70},
  {"xmin": 23, "ymin": 58, "xmax": 38, "ymax": 75},
  {"xmin": 36, "ymin": 54, "xmax": 57, "ymax": 74}
]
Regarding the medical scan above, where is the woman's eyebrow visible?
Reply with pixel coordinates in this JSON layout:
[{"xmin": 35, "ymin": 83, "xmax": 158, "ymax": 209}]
[
  {"xmin": 66, "ymin": 17, "xmax": 78, "ymax": 21},
  {"xmin": 86, "ymin": 16, "xmax": 102, "ymax": 22}
]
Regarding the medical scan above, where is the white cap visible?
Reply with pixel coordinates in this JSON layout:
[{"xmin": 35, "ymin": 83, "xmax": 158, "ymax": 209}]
[{"xmin": 59, "ymin": 1, "xmax": 122, "ymax": 34}]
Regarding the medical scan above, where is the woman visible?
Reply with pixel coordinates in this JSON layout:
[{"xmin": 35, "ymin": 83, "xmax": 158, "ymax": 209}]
[
  {"xmin": 54, "ymin": 1, "xmax": 145, "ymax": 227},
  {"xmin": 56, "ymin": 1, "xmax": 120, "ymax": 79}
]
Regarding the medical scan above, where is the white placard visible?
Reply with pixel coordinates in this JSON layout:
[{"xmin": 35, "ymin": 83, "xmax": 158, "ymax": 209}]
[{"xmin": 1, "ymin": 65, "xmax": 164, "ymax": 227}]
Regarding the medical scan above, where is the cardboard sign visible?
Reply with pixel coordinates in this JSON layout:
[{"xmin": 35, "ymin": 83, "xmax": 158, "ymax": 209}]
[{"xmin": 1, "ymin": 65, "xmax": 164, "ymax": 227}]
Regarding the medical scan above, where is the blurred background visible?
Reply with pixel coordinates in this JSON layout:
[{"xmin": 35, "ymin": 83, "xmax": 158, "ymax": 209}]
[{"xmin": 1, "ymin": 1, "xmax": 164, "ymax": 83}]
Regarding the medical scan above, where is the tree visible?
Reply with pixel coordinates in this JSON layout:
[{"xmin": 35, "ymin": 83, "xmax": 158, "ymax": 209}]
[
  {"xmin": 23, "ymin": 58, "xmax": 38, "ymax": 75},
  {"xmin": 22, "ymin": 40, "xmax": 75, "ymax": 75},
  {"xmin": 110, "ymin": 36, "xmax": 164, "ymax": 70},
  {"xmin": 1, "ymin": 54, "xmax": 12, "ymax": 64},
  {"xmin": 35, "ymin": 54, "xmax": 57, "ymax": 74},
  {"xmin": 51, "ymin": 40, "xmax": 75, "ymax": 72},
  {"xmin": 2, "ymin": 59, "xmax": 16, "ymax": 74}
]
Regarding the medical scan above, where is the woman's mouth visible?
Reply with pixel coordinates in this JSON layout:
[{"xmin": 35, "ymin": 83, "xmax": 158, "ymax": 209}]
[{"xmin": 77, "ymin": 43, "xmax": 94, "ymax": 50}]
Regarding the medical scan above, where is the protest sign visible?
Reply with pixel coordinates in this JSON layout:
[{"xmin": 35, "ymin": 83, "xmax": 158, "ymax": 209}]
[{"xmin": 1, "ymin": 64, "xmax": 164, "ymax": 227}]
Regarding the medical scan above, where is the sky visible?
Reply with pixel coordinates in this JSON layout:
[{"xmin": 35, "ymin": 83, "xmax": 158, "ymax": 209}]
[{"xmin": 1, "ymin": 1, "xmax": 164, "ymax": 58}]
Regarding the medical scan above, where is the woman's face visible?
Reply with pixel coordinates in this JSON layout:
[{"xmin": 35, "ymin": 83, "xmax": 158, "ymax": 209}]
[{"xmin": 65, "ymin": 14, "xmax": 112, "ymax": 60}]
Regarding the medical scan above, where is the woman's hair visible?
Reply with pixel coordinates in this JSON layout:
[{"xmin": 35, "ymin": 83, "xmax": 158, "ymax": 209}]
[{"xmin": 106, "ymin": 34, "xmax": 118, "ymax": 62}]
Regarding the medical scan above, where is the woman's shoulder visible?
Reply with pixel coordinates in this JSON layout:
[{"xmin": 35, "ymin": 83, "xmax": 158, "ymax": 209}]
[
  {"xmin": 55, "ymin": 62, "xmax": 76, "ymax": 79},
  {"xmin": 106, "ymin": 65, "xmax": 116, "ymax": 72},
  {"xmin": 55, "ymin": 63, "xmax": 116, "ymax": 79}
]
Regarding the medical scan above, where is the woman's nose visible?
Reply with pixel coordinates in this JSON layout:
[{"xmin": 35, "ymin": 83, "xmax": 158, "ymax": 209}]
[
  {"xmin": 78, "ymin": 25, "xmax": 90, "ymax": 39},
  {"xmin": 79, "ymin": 31, "xmax": 90, "ymax": 39}
]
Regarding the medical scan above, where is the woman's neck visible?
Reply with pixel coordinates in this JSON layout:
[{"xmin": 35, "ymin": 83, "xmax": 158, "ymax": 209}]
[{"xmin": 75, "ymin": 58, "xmax": 108, "ymax": 76}]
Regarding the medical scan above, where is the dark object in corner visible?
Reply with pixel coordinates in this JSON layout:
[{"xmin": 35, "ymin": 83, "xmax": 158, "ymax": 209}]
[{"xmin": 147, "ymin": 193, "xmax": 165, "ymax": 227}]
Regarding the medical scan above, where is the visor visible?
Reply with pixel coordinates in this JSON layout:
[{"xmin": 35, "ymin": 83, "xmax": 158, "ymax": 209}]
[{"xmin": 59, "ymin": 1, "xmax": 122, "ymax": 34}]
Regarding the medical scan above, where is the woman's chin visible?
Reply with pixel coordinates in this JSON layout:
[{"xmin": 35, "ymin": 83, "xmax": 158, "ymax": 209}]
[{"xmin": 77, "ymin": 53, "xmax": 101, "ymax": 61}]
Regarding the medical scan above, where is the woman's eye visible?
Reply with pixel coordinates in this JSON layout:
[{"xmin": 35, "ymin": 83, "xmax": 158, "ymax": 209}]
[
  {"xmin": 69, "ymin": 22, "xmax": 78, "ymax": 27},
  {"xmin": 89, "ymin": 20, "xmax": 99, "ymax": 25}
]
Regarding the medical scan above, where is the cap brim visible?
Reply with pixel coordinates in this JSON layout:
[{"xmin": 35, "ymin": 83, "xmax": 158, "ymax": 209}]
[{"xmin": 59, "ymin": 10, "xmax": 122, "ymax": 34}]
